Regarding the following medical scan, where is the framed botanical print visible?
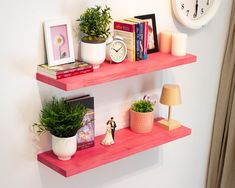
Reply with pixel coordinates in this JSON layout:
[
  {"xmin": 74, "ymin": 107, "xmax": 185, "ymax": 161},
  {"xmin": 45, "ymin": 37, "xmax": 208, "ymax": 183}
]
[{"xmin": 44, "ymin": 18, "xmax": 75, "ymax": 66}]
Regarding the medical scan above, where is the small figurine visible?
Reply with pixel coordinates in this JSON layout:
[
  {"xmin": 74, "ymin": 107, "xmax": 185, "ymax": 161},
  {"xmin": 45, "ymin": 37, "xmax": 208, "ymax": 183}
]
[
  {"xmin": 107, "ymin": 117, "xmax": 117, "ymax": 140},
  {"xmin": 101, "ymin": 121, "xmax": 114, "ymax": 145}
]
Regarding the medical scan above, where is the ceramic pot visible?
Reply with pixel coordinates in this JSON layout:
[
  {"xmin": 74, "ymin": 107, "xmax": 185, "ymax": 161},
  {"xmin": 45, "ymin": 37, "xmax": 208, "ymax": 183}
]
[
  {"xmin": 130, "ymin": 109, "xmax": 154, "ymax": 133},
  {"xmin": 80, "ymin": 41, "xmax": 106, "ymax": 69},
  {"xmin": 52, "ymin": 134, "xmax": 77, "ymax": 160}
]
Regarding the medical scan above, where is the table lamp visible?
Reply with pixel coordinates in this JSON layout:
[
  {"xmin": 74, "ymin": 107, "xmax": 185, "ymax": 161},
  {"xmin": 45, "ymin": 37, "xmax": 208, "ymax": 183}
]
[{"xmin": 158, "ymin": 84, "xmax": 182, "ymax": 131}]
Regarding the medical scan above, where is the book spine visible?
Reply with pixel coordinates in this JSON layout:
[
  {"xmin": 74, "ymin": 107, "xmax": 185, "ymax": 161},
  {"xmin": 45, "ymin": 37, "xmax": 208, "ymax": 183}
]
[
  {"xmin": 135, "ymin": 23, "xmax": 140, "ymax": 61},
  {"xmin": 56, "ymin": 65, "xmax": 93, "ymax": 75},
  {"xmin": 56, "ymin": 68, "xmax": 93, "ymax": 79},
  {"xmin": 133, "ymin": 31, "xmax": 135, "ymax": 62},
  {"xmin": 114, "ymin": 21, "xmax": 135, "ymax": 32},
  {"xmin": 139, "ymin": 22, "xmax": 144, "ymax": 60},
  {"xmin": 37, "ymin": 64, "xmax": 93, "ymax": 76},
  {"xmin": 143, "ymin": 21, "xmax": 148, "ymax": 60}
]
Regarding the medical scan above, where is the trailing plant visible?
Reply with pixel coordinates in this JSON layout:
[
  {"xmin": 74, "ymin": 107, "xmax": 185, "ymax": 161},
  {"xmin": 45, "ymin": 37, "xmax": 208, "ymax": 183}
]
[
  {"xmin": 33, "ymin": 97, "xmax": 88, "ymax": 138},
  {"xmin": 78, "ymin": 5, "xmax": 112, "ymax": 43},
  {"xmin": 131, "ymin": 95, "xmax": 155, "ymax": 113}
]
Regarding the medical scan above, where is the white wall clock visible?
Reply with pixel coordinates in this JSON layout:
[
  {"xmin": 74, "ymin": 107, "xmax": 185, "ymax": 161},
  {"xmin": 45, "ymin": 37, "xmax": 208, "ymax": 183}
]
[{"xmin": 172, "ymin": 0, "xmax": 221, "ymax": 29}]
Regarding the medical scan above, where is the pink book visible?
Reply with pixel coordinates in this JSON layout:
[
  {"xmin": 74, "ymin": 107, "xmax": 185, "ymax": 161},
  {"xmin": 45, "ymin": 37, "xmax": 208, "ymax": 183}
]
[
  {"xmin": 37, "ymin": 61, "xmax": 93, "ymax": 76},
  {"xmin": 114, "ymin": 21, "xmax": 135, "ymax": 32},
  {"xmin": 143, "ymin": 21, "xmax": 148, "ymax": 59},
  {"xmin": 38, "ymin": 68, "xmax": 93, "ymax": 79}
]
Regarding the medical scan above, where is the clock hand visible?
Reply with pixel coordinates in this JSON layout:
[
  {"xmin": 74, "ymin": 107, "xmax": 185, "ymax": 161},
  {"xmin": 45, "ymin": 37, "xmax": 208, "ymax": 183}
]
[
  {"xmin": 193, "ymin": 0, "xmax": 199, "ymax": 18},
  {"xmin": 207, "ymin": 0, "xmax": 209, "ymax": 5},
  {"xmin": 117, "ymin": 46, "xmax": 123, "ymax": 52},
  {"xmin": 111, "ymin": 48, "xmax": 118, "ymax": 52}
]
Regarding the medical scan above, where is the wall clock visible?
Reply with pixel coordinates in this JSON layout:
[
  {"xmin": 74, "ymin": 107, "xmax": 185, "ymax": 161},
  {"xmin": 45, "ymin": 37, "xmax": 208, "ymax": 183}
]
[
  {"xmin": 171, "ymin": 0, "xmax": 221, "ymax": 29},
  {"xmin": 106, "ymin": 36, "xmax": 127, "ymax": 63}
]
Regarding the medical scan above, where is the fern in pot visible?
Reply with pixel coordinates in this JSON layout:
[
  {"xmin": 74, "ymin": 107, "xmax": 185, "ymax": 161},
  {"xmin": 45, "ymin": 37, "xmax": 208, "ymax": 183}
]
[
  {"xmin": 130, "ymin": 95, "xmax": 156, "ymax": 133},
  {"xmin": 78, "ymin": 5, "xmax": 112, "ymax": 69},
  {"xmin": 33, "ymin": 97, "xmax": 87, "ymax": 160}
]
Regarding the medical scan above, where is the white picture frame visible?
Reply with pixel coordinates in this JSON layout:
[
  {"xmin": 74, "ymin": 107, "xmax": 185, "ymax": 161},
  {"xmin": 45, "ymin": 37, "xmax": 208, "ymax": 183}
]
[{"xmin": 44, "ymin": 18, "xmax": 75, "ymax": 66}]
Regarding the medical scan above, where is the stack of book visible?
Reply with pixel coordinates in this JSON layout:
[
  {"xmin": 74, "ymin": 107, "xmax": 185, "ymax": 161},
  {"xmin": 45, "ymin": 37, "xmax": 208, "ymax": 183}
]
[
  {"xmin": 114, "ymin": 18, "xmax": 148, "ymax": 62},
  {"xmin": 37, "ymin": 61, "xmax": 93, "ymax": 79}
]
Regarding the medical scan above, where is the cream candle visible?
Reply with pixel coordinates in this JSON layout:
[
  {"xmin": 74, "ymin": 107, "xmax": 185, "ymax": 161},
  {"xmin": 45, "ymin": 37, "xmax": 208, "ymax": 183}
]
[
  {"xmin": 159, "ymin": 31, "xmax": 172, "ymax": 53},
  {"xmin": 171, "ymin": 33, "xmax": 187, "ymax": 56}
]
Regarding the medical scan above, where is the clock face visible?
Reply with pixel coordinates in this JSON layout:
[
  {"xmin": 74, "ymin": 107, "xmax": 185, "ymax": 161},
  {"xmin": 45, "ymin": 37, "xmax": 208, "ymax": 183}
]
[
  {"xmin": 109, "ymin": 41, "xmax": 127, "ymax": 63},
  {"xmin": 172, "ymin": 0, "xmax": 221, "ymax": 29},
  {"xmin": 180, "ymin": 0, "xmax": 214, "ymax": 20}
]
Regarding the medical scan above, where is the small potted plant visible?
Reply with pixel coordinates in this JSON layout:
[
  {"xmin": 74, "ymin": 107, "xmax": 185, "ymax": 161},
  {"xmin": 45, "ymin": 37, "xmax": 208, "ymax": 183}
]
[
  {"xmin": 33, "ymin": 97, "xmax": 87, "ymax": 160},
  {"xmin": 78, "ymin": 5, "xmax": 112, "ymax": 69},
  {"xmin": 130, "ymin": 95, "xmax": 155, "ymax": 133}
]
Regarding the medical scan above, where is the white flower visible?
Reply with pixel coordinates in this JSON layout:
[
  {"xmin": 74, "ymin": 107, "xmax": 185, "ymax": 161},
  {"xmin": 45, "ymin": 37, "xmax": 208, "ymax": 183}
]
[{"xmin": 54, "ymin": 35, "xmax": 64, "ymax": 46}]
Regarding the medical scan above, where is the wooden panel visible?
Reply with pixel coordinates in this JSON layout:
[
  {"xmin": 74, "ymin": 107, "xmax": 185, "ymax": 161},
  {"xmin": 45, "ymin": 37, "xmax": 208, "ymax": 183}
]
[
  {"xmin": 36, "ymin": 52, "xmax": 197, "ymax": 91},
  {"xmin": 37, "ymin": 120, "xmax": 191, "ymax": 177}
]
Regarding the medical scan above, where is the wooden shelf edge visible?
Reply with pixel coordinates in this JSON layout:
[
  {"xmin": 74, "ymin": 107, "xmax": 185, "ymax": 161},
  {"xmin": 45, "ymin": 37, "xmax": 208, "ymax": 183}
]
[
  {"xmin": 36, "ymin": 52, "xmax": 197, "ymax": 91},
  {"xmin": 36, "ymin": 73, "xmax": 68, "ymax": 90},
  {"xmin": 37, "ymin": 120, "xmax": 191, "ymax": 177}
]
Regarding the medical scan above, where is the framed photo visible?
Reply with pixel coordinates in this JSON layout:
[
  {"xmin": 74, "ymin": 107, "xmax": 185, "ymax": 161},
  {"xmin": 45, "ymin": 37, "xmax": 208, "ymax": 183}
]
[
  {"xmin": 135, "ymin": 14, "xmax": 159, "ymax": 54},
  {"xmin": 44, "ymin": 18, "xmax": 75, "ymax": 66}
]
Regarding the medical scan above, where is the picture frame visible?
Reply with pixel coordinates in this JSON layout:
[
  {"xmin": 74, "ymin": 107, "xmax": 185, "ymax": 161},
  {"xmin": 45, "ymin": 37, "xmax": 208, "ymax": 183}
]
[
  {"xmin": 44, "ymin": 18, "xmax": 75, "ymax": 66},
  {"xmin": 135, "ymin": 14, "xmax": 159, "ymax": 54}
]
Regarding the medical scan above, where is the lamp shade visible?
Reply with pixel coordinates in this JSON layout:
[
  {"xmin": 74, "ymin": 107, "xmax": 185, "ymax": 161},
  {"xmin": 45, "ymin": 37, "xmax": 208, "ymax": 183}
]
[{"xmin": 160, "ymin": 84, "xmax": 181, "ymax": 105}]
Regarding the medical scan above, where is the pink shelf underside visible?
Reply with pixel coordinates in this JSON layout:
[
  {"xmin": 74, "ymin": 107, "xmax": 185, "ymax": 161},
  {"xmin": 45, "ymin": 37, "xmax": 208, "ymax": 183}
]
[
  {"xmin": 36, "ymin": 52, "xmax": 197, "ymax": 91},
  {"xmin": 37, "ymin": 120, "xmax": 191, "ymax": 177}
]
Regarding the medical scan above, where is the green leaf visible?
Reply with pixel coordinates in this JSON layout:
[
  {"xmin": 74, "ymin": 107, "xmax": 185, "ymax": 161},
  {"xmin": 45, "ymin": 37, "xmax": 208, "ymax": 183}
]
[
  {"xmin": 78, "ymin": 5, "xmax": 112, "ymax": 42},
  {"xmin": 33, "ymin": 97, "xmax": 89, "ymax": 138},
  {"xmin": 131, "ymin": 99, "xmax": 155, "ymax": 113}
]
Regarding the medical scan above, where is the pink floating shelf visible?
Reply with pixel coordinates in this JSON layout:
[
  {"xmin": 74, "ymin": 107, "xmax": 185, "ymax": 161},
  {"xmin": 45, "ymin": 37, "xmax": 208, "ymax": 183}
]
[
  {"xmin": 37, "ymin": 120, "xmax": 191, "ymax": 177},
  {"xmin": 36, "ymin": 52, "xmax": 197, "ymax": 91}
]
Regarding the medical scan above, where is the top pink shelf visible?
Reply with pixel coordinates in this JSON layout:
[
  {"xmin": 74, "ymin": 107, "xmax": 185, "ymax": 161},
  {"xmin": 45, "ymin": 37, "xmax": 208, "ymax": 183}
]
[{"xmin": 36, "ymin": 52, "xmax": 197, "ymax": 91}]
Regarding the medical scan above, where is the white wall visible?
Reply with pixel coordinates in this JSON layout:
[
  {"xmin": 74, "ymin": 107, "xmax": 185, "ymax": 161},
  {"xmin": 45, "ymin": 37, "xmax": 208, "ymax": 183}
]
[{"xmin": 0, "ymin": 0, "xmax": 232, "ymax": 187}]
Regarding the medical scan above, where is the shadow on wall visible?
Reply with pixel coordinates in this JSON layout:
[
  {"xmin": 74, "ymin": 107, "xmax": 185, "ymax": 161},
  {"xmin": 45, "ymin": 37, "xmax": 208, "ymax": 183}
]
[{"xmin": 38, "ymin": 147, "xmax": 162, "ymax": 188}]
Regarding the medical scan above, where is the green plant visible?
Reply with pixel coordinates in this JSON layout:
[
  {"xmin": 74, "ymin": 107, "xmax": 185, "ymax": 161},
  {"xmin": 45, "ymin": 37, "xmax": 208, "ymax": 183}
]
[
  {"xmin": 131, "ymin": 95, "xmax": 155, "ymax": 113},
  {"xmin": 78, "ymin": 5, "xmax": 112, "ymax": 43},
  {"xmin": 33, "ymin": 97, "xmax": 87, "ymax": 138}
]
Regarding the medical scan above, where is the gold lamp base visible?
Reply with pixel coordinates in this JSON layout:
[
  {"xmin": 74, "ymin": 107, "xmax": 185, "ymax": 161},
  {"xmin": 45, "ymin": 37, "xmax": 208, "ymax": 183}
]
[{"xmin": 158, "ymin": 119, "xmax": 181, "ymax": 131}]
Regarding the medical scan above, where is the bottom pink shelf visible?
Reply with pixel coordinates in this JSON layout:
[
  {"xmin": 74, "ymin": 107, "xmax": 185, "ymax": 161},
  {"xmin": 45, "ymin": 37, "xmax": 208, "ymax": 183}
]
[{"xmin": 37, "ymin": 120, "xmax": 191, "ymax": 177}]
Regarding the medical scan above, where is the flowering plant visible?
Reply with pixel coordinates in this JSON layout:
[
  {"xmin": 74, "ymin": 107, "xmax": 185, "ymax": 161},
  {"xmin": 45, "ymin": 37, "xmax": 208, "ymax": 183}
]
[{"xmin": 131, "ymin": 95, "xmax": 156, "ymax": 113}]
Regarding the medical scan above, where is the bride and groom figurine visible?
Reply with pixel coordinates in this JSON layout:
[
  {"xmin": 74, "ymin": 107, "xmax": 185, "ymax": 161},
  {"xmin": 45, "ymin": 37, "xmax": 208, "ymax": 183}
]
[{"xmin": 101, "ymin": 117, "xmax": 117, "ymax": 145}]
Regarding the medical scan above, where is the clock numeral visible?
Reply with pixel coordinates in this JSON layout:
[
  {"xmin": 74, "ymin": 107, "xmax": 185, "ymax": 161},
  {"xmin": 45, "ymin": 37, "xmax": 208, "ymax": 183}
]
[
  {"xmin": 201, "ymin": 8, "xmax": 204, "ymax": 14},
  {"xmin": 186, "ymin": 10, "xmax": 190, "ymax": 16},
  {"xmin": 181, "ymin": 3, "xmax": 184, "ymax": 10},
  {"xmin": 194, "ymin": 0, "xmax": 199, "ymax": 18}
]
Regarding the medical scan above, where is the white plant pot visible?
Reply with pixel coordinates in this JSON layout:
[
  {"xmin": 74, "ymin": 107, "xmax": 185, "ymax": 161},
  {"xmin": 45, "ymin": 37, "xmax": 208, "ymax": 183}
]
[
  {"xmin": 80, "ymin": 41, "xmax": 106, "ymax": 69},
  {"xmin": 52, "ymin": 134, "xmax": 77, "ymax": 161}
]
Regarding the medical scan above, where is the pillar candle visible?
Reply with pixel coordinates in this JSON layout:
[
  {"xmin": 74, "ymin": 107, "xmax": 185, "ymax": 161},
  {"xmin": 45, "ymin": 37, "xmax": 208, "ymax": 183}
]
[
  {"xmin": 159, "ymin": 31, "xmax": 172, "ymax": 53},
  {"xmin": 171, "ymin": 33, "xmax": 187, "ymax": 56}
]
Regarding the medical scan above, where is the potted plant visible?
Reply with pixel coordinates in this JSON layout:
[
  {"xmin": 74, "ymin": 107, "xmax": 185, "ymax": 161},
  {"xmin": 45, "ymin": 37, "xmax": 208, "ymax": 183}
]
[
  {"xmin": 78, "ymin": 5, "xmax": 112, "ymax": 69},
  {"xmin": 33, "ymin": 97, "xmax": 87, "ymax": 160},
  {"xmin": 130, "ymin": 95, "xmax": 155, "ymax": 133}
]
